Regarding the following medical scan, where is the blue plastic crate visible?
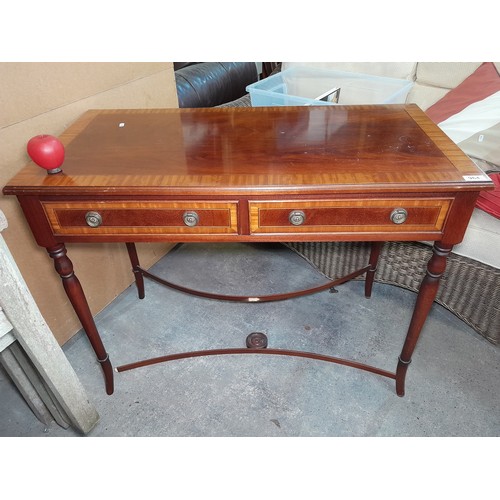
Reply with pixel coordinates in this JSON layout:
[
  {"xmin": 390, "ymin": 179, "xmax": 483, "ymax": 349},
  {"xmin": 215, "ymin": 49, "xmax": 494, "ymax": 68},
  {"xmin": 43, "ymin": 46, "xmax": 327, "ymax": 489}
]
[{"xmin": 247, "ymin": 66, "xmax": 414, "ymax": 107}]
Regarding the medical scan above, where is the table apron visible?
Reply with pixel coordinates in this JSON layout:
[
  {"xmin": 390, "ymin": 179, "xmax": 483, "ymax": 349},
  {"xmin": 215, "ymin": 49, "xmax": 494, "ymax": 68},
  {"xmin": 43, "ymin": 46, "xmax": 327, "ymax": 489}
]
[{"xmin": 38, "ymin": 196, "xmax": 453, "ymax": 242}]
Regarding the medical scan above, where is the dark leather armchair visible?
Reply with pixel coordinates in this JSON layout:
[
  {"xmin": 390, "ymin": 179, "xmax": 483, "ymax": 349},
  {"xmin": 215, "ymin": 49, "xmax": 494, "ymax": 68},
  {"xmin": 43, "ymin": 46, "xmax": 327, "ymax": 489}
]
[{"xmin": 174, "ymin": 62, "xmax": 258, "ymax": 108}]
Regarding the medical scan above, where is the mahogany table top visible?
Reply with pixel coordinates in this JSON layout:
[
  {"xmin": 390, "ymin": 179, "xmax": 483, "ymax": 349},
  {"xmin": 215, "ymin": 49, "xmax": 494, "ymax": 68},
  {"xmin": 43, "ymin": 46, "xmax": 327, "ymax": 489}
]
[{"xmin": 4, "ymin": 105, "xmax": 493, "ymax": 197}]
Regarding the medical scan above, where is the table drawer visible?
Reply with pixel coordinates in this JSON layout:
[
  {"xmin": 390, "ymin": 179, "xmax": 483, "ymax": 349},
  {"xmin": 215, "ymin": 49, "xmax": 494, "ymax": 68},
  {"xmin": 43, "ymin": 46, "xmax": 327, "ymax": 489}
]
[
  {"xmin": 249, "ymin": 199, "xmax": 452, "ymax": 234},
  {"xmin": 42, "ymin": 201, "xmax": 239, "ymax": 236}
]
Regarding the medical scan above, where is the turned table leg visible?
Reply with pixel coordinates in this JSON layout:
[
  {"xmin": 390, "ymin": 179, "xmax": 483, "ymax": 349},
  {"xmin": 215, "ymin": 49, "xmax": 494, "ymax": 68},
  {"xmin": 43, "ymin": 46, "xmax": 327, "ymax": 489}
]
[
  {"xmin": 126, "ymin": 242, "xmax": 145, "ymax": 299},
  {"xmin": 47, "ymin": 244, "xmax": 114, "ymax": 395},
  {"xmin": 365, "ymin": 242, "xmax": 383, "ymax": 298},
  {"xmin": 395, "ymin": 242, "xmax": 452, "ymax": 397}
]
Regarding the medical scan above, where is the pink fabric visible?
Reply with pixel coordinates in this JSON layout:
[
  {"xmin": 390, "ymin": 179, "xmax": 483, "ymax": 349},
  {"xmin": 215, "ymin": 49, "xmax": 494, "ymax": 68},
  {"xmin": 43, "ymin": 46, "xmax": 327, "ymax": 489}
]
[{"xmin": 425, "ymin": 63, "xmax": 500, "ymax": 124}]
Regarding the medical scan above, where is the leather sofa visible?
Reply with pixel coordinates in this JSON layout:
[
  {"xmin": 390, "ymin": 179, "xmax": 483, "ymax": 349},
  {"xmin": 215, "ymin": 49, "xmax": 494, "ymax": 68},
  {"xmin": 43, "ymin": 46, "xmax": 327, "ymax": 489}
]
[{"xmin": 174, "ymin": 62, "xmax": 258, "ymax": 108}]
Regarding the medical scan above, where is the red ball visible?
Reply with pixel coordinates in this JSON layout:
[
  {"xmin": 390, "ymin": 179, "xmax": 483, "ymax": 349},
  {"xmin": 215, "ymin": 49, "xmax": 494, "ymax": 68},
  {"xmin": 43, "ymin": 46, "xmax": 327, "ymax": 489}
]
[{"xmin": 27, "ymin": 135, "xmax": 65, "ymax": 171}]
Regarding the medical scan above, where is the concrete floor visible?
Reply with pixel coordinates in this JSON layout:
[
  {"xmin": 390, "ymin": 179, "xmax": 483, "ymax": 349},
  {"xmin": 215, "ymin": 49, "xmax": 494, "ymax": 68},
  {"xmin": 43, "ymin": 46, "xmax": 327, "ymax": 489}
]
[{"xmin": 1, "ymin": 243, "xmax": 499, "ymax": 437}]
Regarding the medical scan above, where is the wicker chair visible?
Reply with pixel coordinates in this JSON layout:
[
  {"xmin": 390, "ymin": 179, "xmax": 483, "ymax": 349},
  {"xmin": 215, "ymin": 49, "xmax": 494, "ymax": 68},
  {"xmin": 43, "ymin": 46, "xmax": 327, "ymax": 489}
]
[{"xmin": 286, "ymin": 240, "xmax": 499, "ymax": 345}]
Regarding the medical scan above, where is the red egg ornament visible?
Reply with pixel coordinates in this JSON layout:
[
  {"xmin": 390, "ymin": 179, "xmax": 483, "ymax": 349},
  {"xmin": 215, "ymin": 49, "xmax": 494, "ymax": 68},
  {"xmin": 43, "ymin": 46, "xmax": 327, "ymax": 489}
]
[{"xmin": 27, "ymin": 134, "xmax": 65, "ymax": 174}]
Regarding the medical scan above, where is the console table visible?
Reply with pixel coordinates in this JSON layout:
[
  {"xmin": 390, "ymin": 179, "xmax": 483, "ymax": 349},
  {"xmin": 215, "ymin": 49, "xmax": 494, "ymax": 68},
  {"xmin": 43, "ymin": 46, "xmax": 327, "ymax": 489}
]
[{"xmin": 3, "ymin": 105, "xmax": 493, "ymax": 397}]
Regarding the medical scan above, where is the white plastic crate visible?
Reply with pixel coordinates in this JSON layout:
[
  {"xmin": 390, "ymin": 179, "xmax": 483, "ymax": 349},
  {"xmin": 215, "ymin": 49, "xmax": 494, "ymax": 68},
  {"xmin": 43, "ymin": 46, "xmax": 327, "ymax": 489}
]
[{"xmin": 247, "ymin": 66, "xmax": 414, "ymax": 107}]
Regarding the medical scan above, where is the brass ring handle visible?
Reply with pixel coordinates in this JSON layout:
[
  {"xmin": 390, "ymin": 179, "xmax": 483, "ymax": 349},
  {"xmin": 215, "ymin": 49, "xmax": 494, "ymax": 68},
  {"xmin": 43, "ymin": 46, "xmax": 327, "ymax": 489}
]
[
  {"xmin": 289, "ymin": 210, "xmax": 306, "ymax": 226},
  {"xmin": 183, "ymin": 211, "xmax": 199, "ymax": 227},
  {"xmin": 390, "ymin": 208, "xmax": 408, "ymax": 224},
  {"xmin": 85, "ymin": 211, "xmax": 102, "ymax": 228}
]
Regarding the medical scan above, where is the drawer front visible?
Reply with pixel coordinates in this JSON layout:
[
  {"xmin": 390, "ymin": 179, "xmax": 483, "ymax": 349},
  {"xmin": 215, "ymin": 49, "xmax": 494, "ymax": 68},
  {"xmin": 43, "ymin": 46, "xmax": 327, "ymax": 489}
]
[
  {"xmin": 42, "ymin": 201, "xmax": 239, "ymax": 236},
  {"xmin": 249, "ymin": 199, "xmax": 452, "ymax": 234}
]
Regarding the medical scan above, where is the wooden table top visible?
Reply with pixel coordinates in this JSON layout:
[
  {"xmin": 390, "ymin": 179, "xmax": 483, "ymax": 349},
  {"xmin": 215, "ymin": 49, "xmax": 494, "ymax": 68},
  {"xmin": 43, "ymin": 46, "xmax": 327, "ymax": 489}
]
[{"xmin": 4, "ymin": 105, "xmax": 493, "ymax": 197}]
